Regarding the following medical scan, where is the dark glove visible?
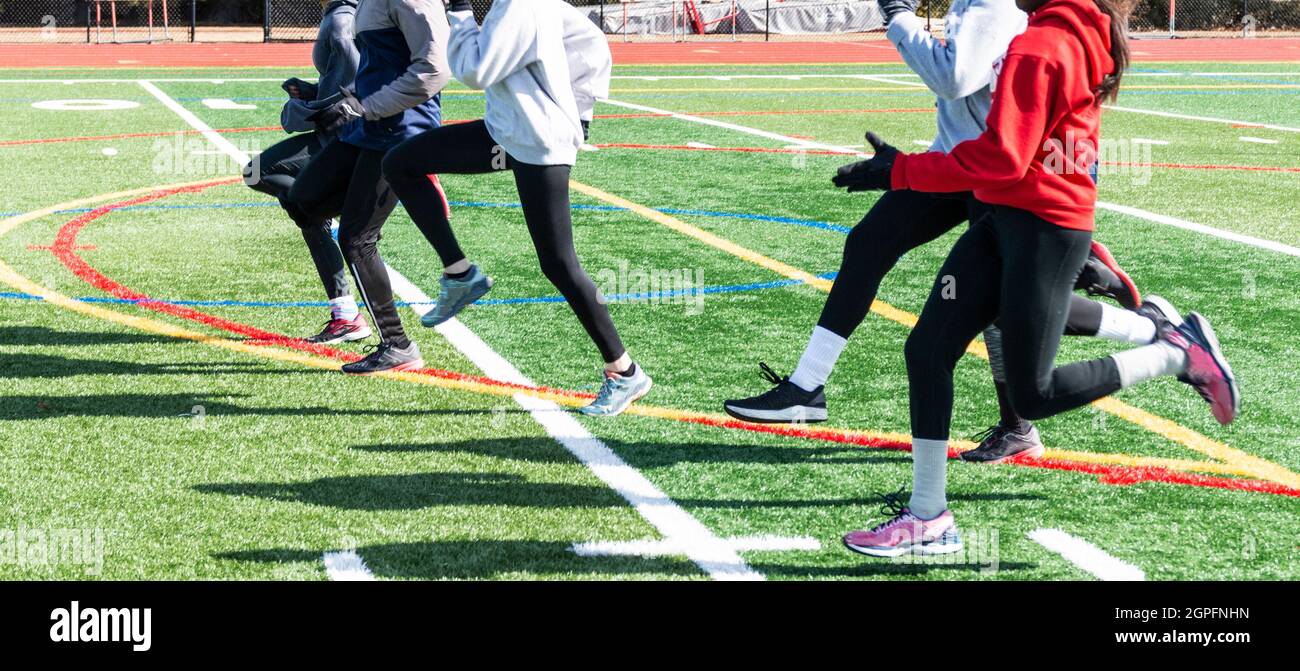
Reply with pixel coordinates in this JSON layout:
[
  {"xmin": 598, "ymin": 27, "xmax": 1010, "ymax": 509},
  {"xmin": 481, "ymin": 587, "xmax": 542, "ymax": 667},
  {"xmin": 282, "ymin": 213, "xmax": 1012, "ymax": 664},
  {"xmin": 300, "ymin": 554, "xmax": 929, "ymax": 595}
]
[
  {"xmin": 878, "ymin": 0, "xmax": 920, "ymax": 23},
  {"xmin": 445, "ymin": 0, "xmax": 473, "ymax": 11},
  {"xmin": 281, "ymin": 77, "xmax": 318, "ymax": 102},
  {"xmin": 832, "ymin": 132, "xmax": 900, "ymax": 193},
  {"xmin": 307, "ymin": 88, "xmax": 363, "ymax": 135},
  {"xmin": 581, "ymin": 119, "xmax": 590, "ymax": 142}
]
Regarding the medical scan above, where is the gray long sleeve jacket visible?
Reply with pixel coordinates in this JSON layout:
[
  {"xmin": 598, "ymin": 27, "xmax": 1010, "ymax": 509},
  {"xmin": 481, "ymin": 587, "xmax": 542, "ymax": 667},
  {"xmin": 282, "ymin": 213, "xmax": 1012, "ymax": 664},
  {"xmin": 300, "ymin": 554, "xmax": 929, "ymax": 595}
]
[
  {"xmin": 886, "ymin": 0, "xmax": 1027, "ymax": 152},
  {"xmin": 280, "ymin": 0, "xmax": 360, "ymax": 134}
]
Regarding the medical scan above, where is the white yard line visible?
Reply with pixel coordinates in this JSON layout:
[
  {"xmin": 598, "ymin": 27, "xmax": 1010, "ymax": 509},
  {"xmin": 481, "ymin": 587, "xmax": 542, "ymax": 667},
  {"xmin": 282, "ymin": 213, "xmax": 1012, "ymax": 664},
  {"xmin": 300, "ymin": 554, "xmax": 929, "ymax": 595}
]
[
  {"xmin": 1239, "ymin": 136, "xmax": 1279, "ymax": 145},
  {"xmin": 854, "ymin": 74, "xmax": 929, "ymax": 88},
  {"xmin": 1104, "ymin": 104, "xmax": 1300, "ymax": 134},
  {"xmin": 1097, "ymin": 202, "xmax": 1300, "ymax": 257},
  {"xmin": 606, "ymin": 95, "xmax": 1300, "ymax": 258},
  {"xmin": 603, "ymin": 98, "xmax": 865, "ymax": 157},
  {"xmin": 142, "ymin": 79, "xmax": 761, "ymax": 582},
  {"xmin": 1028, "ymin": 529, "xmax": 1145, "ymax": 581}
]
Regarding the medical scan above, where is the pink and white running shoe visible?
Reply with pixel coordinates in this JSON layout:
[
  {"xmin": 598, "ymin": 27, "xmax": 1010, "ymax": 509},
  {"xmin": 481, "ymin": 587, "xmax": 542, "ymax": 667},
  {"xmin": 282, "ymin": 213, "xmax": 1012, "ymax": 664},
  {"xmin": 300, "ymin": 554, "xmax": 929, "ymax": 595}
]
[
  {"xmin": 1163, "ymin": 312, "xmax": 1239, "ymax": 425},
  {"xmin": 842, "ymin": 490, "xmax": 963, "ymax": 558}
]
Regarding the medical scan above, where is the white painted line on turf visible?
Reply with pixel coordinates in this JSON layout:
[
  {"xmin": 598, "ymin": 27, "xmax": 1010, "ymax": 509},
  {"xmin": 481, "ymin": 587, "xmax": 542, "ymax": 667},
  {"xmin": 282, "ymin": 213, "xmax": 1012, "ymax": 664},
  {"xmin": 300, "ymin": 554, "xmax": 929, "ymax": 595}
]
[
  {"xmin": 686, "ymin": 141, "xmax": 716, "ymax": 149},
  {"xmin": 139, "ymin": 80, "xmax": 251, "ymax": 164},
  {"xmin": 1239, "ymin": 136, "xmax": 1279, "ymax": 144},
  {"xmin": 610, "ymin": 95, "xmax": 1300, "ymax": 258},
  {"xmin": 1028, "ymin": 528, "xmax": 1145, "ymax": 581},
  {"xmin": 853, "ymin": 74, "xmax": 928, "ymax": 88},
  {"xmin": 572, "ymin": 535, "xmax": 820, "ymax": 558},
  {"xmin": 1104, "ymin": 104, "xmax": 1300, "ymax": 133},
  {"xmin": 1131, "ymin": 138, "xmax": 1170, "ymax": 145},
  {"xmin": 913, "ymin": 140, "xmax": 932, "ymax": 147},
  {"xmin": 322, "ymin": 550, "xmax": 377, "ymax": 581},
  {"xmin": 386, "ymin": 275, "xmax": 763, "ymax": 581},
  {"xmin": 202, "ymin": 98, "xmax": 257, "ymax": 111},
  {"xmin": 142, "ymin": 79, "xmax": 763, "ymax": 582},
  {"xmin": 1097, "ymin": 202, "xmax": 1300, "ymax": 257},
  {"xmin": 602, "ymin": 98, "xmax": 866, "ymax": 157}
]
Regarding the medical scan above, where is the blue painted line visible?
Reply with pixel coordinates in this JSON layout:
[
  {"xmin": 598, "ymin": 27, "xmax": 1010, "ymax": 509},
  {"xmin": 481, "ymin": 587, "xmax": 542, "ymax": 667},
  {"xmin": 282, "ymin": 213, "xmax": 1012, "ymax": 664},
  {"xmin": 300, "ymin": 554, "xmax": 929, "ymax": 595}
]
[{"xmin": 5, "ymin": 200, "xmax": 847, "ymax": 309}]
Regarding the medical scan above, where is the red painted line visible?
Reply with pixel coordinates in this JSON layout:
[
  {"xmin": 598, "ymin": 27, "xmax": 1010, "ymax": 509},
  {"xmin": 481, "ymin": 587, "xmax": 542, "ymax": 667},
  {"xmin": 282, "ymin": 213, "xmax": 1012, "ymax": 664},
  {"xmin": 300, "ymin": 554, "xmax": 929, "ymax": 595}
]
[
  {"xmin": 0, "ymin": 126, "xmax": 281, "ymax": 148},
  {"xmin": 596, "ymin": 142, "xmax": 854, "ymax": 156},
  {"xmin": 595, "ymin": 108, "xmax": 932, "ymax": 120},
  {"xmin": 595, "ymin": 142, "xmax": 1300, "ymax": 173},
  {"xmin": 43, "ymin": 182, "xmax": 1300, "ymax": 498}
]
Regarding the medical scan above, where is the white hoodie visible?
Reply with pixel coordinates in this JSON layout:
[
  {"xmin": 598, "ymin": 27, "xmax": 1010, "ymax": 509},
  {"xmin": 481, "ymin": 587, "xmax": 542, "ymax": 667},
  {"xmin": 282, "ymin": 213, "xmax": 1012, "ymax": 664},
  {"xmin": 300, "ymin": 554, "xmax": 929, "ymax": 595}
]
[{"xmin": 447, "ymin": 0, "xmax": 611, "ymax": 166}]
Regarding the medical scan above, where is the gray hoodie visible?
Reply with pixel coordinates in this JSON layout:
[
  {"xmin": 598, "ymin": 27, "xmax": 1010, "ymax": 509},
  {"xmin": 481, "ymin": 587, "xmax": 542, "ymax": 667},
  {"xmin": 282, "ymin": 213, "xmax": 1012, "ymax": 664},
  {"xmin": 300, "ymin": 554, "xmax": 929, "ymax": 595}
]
[
  {"xmin": 886, "ymin": 0, "xmax": 1027, "ymax": 152},
  {"xmin": 280, "ymin": 1, "xmax": 361, "ymax": 134}
]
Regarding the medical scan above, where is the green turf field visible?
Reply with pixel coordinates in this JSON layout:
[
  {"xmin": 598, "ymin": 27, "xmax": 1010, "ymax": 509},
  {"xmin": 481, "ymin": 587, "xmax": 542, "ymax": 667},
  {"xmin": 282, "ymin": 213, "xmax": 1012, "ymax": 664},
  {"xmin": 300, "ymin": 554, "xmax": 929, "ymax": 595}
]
[{"xmin": 0, "ymin": 62, "xmax": 1297, "ymax": 580}]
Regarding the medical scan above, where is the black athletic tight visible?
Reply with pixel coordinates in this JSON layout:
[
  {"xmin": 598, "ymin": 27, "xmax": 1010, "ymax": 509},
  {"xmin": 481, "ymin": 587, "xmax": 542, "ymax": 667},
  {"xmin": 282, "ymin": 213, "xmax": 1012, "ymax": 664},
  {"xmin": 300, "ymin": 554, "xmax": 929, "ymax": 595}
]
[
  {"xmin": 906, "ymin": 204, "xmax": 1123, "ymax": 440},
  {"xmin": 284, "ymin": 139, "xmax": 408, "ymax": 347},
  {"xmin": 243, "ymin": 132, "xmax": 350, "ymax": 302},
  {"xmin": 383, "ymin": 120, "xmax": 626, "ymax": 363}
]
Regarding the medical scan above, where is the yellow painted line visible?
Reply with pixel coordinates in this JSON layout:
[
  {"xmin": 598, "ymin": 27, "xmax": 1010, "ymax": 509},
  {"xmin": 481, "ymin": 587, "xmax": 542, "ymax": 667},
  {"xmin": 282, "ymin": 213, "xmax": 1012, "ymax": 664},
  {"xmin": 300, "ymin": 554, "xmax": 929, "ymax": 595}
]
[
  {"xmin": 609, "ymin": 86, "xmax": 923, "ymax": 93},
  {"xmin": 569, "ymin": 179, "xmax": 1298, "ymax": 489},
  {"xmin": 1, "ymin": 182, "xmax": 1259, "ymax": 481}
]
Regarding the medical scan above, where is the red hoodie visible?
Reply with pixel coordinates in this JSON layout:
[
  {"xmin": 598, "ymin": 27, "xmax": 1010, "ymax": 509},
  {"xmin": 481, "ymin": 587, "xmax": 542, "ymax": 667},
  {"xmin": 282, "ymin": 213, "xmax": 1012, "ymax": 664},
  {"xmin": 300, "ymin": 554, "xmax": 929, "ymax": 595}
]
[{"xmin": 890, "ymin": 0, "xmax": 1115, "ymax": 231}]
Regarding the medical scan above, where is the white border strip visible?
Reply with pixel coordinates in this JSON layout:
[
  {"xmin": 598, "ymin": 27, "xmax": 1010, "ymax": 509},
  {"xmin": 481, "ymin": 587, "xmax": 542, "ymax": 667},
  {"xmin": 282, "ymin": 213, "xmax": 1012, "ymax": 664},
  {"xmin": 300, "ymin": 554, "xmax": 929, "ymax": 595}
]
[
  {"xmin": 1028, "ymin": 528, "xmax": 1145, "ymax": 581},
  {"xmin": 573, "ymin": 535, "xmax": 820, "ymax": 558},
  {"xmin": 142, "ymin": 79, "xmax": 760, "ymax": 581}
]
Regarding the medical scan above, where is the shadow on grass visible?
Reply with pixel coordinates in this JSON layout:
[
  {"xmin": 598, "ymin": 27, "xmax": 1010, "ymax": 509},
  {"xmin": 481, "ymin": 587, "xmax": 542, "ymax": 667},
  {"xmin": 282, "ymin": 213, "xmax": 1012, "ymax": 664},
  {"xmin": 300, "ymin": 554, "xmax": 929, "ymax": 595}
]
[
  {"xmin": 0, "ymin": 353, "xmax": 320, "ymax": 379},
  {"xmin": 749, "ymin": 559, "xmax": 1039, "ymax": 579},
  {"xmin": 353, "ymin": 437, "xmax": 909, "ymax": 467},
  {"xmin": 0, "ymin": 393, "xmax": 511, "ymax": 421},
  {"xmin": 194, "ymin": 471, "xmax": 628, "ymax": 511},
  {"xmin": 216, "ymin": 540, "xmax": 701, "ymax": 580},
  {"xmin": 0, "ymin": 326, "xmax": 176, "ymax": 347}
]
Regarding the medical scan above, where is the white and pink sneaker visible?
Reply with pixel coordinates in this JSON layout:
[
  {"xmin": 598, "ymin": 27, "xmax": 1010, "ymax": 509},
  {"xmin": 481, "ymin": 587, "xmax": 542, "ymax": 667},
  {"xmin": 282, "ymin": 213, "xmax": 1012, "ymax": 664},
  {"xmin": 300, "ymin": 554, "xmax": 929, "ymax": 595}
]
[
  {"xmin": 843, "ymin": 492, "xmax": 963, "ymax": 558},
  {"xmin": 1164, "ymin": 312, "xmax": 1239, "ymax": 425}
]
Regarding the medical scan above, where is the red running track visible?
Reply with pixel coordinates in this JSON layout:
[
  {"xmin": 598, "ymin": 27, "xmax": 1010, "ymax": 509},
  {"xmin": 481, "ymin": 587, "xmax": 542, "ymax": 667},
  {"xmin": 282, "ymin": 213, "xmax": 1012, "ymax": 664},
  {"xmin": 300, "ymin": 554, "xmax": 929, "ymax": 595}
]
[{"xmin": 1, "ymin": 38, "xmax": 1297, "ymax": 69}]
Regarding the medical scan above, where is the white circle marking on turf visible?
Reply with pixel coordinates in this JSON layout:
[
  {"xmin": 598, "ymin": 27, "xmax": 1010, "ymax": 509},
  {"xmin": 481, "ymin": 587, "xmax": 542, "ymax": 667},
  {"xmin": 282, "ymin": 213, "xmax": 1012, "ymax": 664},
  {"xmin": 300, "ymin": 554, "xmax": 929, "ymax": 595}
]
[{"xmin": 32, "ymin": 99, "xmax": 141, "ymax": 111}]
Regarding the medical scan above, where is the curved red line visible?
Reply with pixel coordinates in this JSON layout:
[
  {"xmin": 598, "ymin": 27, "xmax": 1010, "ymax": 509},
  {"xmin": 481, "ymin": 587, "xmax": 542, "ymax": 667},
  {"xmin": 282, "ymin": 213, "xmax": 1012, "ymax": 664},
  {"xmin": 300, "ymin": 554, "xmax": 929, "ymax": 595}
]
[{"xmin": 44, "ymin": 181, "xmax": 1300, "ymax": 498}]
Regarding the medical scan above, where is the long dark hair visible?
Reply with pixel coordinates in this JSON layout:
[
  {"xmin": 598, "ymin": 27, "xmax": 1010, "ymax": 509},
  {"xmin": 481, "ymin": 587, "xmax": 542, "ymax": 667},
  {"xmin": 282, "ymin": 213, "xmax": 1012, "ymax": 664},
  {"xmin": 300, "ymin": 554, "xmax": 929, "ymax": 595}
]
[{"xmin": 1093, "ymin": 0, "xmax": 1130, "ymax": 103}]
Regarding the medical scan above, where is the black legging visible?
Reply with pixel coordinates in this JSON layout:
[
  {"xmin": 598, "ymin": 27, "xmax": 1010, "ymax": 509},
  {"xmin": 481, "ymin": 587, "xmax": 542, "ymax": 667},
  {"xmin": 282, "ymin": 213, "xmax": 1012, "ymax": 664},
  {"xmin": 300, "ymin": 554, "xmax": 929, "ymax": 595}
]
[
  {"xmin": 906, "ymin": 203, "xmax": 1122, "ymax": 440},
  {"xmin": 243, "ymin": 132, "xmax": 350, "ymax": 302},
  {"xmin": 383, "ymin": 120, "xmax": 626, "ymax": 363},
  {"xmin": 284, "ymin": 139, "xmax": 408, "ymax": 347}
]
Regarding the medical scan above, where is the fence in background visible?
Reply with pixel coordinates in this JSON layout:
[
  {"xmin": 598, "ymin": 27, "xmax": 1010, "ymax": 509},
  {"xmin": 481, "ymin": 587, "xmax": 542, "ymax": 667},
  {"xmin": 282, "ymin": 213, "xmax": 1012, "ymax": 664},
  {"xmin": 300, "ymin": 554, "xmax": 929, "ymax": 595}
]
[{"xmin": 0, "ymin": 0, "xmax": 1296, "ymax": 43}]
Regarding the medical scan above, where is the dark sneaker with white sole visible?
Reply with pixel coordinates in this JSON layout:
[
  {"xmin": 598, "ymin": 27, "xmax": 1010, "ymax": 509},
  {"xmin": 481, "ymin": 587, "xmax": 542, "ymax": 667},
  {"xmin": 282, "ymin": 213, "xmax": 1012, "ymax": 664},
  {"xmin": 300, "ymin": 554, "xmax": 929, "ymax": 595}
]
[
  {"xmin": 723, "ymin": 362, "xmax": 827, "ymax": 423},
  {"xmin": 305, "ymin": 314, "xmax": 372, "ymax": 345},
  {"xmin": 960, "ymin": 424, "xmax": 1044, "ymax": 463},
  {"xmin": 1136, "ymin": 294, "xmax": 1183, "ymax": 342},
  {"xmin": 341, "ymin": 341, "xmax": 423, "ymax": 375}
]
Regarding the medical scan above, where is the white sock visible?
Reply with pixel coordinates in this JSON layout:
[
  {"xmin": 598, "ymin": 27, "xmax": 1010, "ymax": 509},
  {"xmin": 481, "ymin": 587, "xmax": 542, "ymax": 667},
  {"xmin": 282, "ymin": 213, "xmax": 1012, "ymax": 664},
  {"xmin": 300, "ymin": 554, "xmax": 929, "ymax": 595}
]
[
  {"xmin": 789, "ymin": 326, "xmax": 847, "ymax": 392},
  {"xmin": 908, "ymin": 438, "xmax": 949, "ymax": 520},
  {"xmin": 1110, "ymin": 341, "xmax": 1187, "ymax": 388},
  {"xmin": 329, "ymin": 295, "xmax": 359, "ymax": 321},
  {"xmin": 1096, "ymin": 303, "xmax": 1158, "ymax": 344}
]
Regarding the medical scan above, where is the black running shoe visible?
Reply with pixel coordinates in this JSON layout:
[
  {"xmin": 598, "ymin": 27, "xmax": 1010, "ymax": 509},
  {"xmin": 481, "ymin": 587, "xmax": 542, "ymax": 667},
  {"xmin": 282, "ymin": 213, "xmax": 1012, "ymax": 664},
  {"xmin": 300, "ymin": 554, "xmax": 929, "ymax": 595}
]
[
  {"xmin": 1077, "ymin": 241, "xmax": 1141, "ymax": 310},
  {"xmin": 1136, "ymin": 294, "xmax": 1183, "ymax": 343},
  {"xmin": 341, "ymin": 341, "xmax": 423, "ymax": 375},
  {"xmin": 723, "ymin": 362, "xmax": 827, "ymax": 423},
  {"xmin": 960, "ymin": 424, "xmax": 1044, "ymax": 464}
]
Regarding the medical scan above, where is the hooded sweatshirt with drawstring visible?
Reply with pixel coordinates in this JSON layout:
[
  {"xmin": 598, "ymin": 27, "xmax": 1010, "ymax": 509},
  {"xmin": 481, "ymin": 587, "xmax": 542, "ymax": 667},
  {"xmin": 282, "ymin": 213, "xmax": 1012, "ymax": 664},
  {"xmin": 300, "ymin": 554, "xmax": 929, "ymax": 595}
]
[{"xmin": 889, "ymin": 0, "xmax": 1115, "ymax": 231}]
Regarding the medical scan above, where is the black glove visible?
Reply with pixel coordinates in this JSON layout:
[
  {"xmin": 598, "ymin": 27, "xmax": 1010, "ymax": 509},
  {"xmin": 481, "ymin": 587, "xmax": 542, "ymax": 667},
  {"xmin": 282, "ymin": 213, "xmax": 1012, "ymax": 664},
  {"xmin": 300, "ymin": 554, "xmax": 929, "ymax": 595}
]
[
  {"xmin": 832, "ymin": 132, "xmax": 900, "ymax": 193},
  {"xmin": 581, "ymin": 119, "xmax": 590, "ymax": 142},
  {"xmin": 307, "ymin": 88, "xmax": 363, "ymax": 135},
  {"xmin": 445, "ymin": 0, "xmax": 473, "ymax": 11},
  {"xmin": 281, "ymin": 77, "xmax": 318, "ymax": 102},
  {"xmin": 878, "ymin": 0, "xmax": 920, "ymax": 23}
]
